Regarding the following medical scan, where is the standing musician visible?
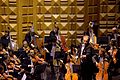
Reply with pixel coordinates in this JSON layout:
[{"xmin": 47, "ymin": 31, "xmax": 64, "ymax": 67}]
[
  {"xmin": 1, "ymin": 31, "xmax": 10, "ymax": 49},
  {"xmin": 48, "ymin": 22, "xmax": 61, "ymax": 74},
  {"xmin": 85, "ymin": 21, "xmax": 97, "ymax": 45},
  {"xmin": 77, "ymin": 35, "xmax": 95, "ymax": 80},
  {"xmin": 25, "ymin": 26, "xmax": 39, "ymax": 48},
  {"xmin": 84, "ymin": 21, "xmax": 99, "ymax": 50},
  {"xmin": 92, "ymin": 48, "xmax": 110, "ymax": 80}
]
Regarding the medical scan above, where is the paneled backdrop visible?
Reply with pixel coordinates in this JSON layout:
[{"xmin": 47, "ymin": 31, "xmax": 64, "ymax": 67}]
[{"xmin": 0, "ymin": 0, "xmax": 120, "ymax": 47}]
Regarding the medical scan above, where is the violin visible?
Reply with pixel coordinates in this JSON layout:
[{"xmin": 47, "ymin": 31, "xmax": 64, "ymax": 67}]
[{"xmin": 112, "ymin": 48, "xmax": 117, "ymax": 64}]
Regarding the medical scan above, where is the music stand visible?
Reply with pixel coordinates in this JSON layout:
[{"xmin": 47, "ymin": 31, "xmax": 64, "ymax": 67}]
[
  {"xmin": 55, "ymin": 51, "xmax": 62, "ymax": 60},
  {"xmin": 118, "ymin": 36, "xmax": 120, "ymax": 47},
  {"xmin": 72, "ymin": 64, "xmax": 80, "ymax": 73},
  {"xmin": 44, "ymin": 36, "xmax": 50, "ymax": 44}
]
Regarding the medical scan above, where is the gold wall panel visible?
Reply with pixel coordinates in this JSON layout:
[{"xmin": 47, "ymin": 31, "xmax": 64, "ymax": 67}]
[{"xmin": 0, "ymin": 0, "xmax": 120, "ymax": 47}]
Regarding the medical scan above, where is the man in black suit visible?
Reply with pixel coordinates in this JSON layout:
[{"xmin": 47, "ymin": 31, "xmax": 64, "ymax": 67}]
[
  {"xmin": 1, "ymin": 31, "xmax": 10, "ymax": 49},
  {"xmin": 78, "ymin": 35, "xmax": 95, "ymax": 80},
  {"xmin": 109, "ymin": 27, "xmax": 119, "ymax": 47},
  {"xmin": 25, "ymin": 27, "xmax": 38, "ymax": 47}
]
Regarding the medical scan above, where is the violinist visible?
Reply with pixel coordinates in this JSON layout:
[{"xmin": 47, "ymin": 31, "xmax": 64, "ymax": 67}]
[
  {"xmin": 106, "ymin": 39, "xmax": 120, "ymax": 78},
  {"xmin": 25, "ymin": 26, "xmax": 38, "ymax": 47},
  {"xmin": 18, "ymin": 40, "xmax": 33, "ymax": 79},
  {"xmin": 0, "ymin": 43, "xmax": 12, "ymax": 79}
]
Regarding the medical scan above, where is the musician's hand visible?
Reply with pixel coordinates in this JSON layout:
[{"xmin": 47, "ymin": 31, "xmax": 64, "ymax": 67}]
[
  {"xmin": 96, "ymin": 62, "xmax": 98, "ymax": 66},
  {"xmin": 34, "ymin": 35, "xmax": 39, "ymax": 38},
  {"xmin": 28, "ymin": 65, "xmax": 34, "ymax": 68},
  {"xmin": 108, "ymin": 50, "xmax": 112, "ymax": 53},
  {"xmin": 31, "ymin": 44, "xmax": 35, "ymax": 48},
  {"xmin": 81, "ymin": 55, "xmax": 86, "ymax": 58}
]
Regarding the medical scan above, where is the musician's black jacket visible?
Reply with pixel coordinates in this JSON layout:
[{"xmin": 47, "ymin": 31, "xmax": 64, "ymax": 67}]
[
  {"xmin": 25, "ymin": 31, "xmax": 37, "ymax": 44},
  {"xmin": 1, "ymin": 35, "xmax": 10, "ymax": 49},
  {"xmin": 49, "ymin": 30, "xmax": 57, "ymax": 43},
  {"xmin": 77, "ymin": 43, "xmax": 95, "ymax": 80},
  {"xmin": 18, "ymin": 48, "xmax": 31, "ymax": 73},
  {"xmin": 46, "ymin": 30, "xmax": 57, "ymax": 53}
]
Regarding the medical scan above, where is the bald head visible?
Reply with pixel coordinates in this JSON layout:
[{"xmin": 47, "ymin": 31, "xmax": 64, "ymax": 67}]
[{"xmin": 83, "ymin": 35, "xmax": 89, "ymax": 44}]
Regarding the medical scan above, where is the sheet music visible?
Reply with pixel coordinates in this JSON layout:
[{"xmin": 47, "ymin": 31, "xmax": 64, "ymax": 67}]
[
  {"xmin": 21, "ymin": 73, "xmax": 27, "ymax": 80},
  {"xmin": 30, "ymin": 57, "xmax": 34, "ymax": 74}
]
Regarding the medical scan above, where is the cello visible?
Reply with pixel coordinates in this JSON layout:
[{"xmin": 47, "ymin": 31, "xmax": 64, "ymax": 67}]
[
  {"xmin": 65, "ymin": 54, "xmax": 78, "ymax": 80},
  {"xmin": 96, "ymin": 48, "xmax": 109, "ymax": 80}
]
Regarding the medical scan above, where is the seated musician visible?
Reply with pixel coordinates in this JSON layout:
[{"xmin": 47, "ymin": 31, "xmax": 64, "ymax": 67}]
[
  {"xmin": 92, "ymin": 48, "xmax": 110, "ymax": 80},
  {"xmin": 18, "ymin": 40, "xmax": 33, "ymax": 79},
  {"xmin": 65, "ymin": 53, "xmax": 78, "ymax": 80},
  {"xmin": 106, "ymin": 39, "xmax": 120, "ymax": 78},
  {"xmin": 25, "ymin": 26, "xmax": 39, "ymax": 47},
  {"xmin": 109, "ymin": 27, "xmax": 120, "ymax": 48},
  {"xmin": 1, "ymin": 31, "xmax": 10, "ymax": 49}
]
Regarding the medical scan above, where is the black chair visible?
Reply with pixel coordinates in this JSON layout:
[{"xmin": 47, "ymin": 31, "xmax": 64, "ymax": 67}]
[{"xmin": 97, "ymin": 36, "xmax": 109, "ymax": 45}]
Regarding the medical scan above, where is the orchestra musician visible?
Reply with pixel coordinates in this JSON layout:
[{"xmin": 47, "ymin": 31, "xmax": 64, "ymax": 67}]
[
  {"xmin": 48, "ymin": 22, "xmax": 61, "ymax": 75},
  {"xmin": 92, "ymin": 48, "xmax": 110, "ymax": 80},
  {"xmin": 0, "ymin": 43, "xmax": 7, "ymax": 75},
  {"xmin": 77, "ymin": 35, "xmax": 95, "ymax": 80},
  {"xmin": 25, "ymin": 26, "xmax": 38, "ymax": 48},
  {"xmin": 106, "ymin": 39, "xmax": 120, "ymax": 79},
  {"xmin": 18, "ymin": 40, "xmax": 33, "ymax": 80},
  {"xmin": 109, "ymin": 27, "xmax": 119, "ymax": 48},
  {"xmin": 84, "ymin": 21, "xmax": 97, "ymax": 45},
  {"xmin": 1, "ymin": 31, "xmax": 10, "ymax": 49},
  {"xmin": 84, "ymin": 21, "xmax": 99, "ymax": 50}
]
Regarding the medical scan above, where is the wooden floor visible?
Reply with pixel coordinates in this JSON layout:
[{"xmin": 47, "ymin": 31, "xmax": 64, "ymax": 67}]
[
  {"xmin": 112, "ymin": 75, "xmax": 120, "ymax": 80},
  {"xmin": 112, "ymin": 68, "xmax": 120, "ymax": 80}
]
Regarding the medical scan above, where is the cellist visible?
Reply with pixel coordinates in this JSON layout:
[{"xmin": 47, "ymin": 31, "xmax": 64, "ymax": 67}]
[{"xmin": 92, "ymin": 48, "xmax": 110, "ymax": 80}]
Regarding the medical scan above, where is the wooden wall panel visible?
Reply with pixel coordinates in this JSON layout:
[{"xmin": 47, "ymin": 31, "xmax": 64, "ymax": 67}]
[{"xmin": 0, "ymin": 0, "xmax": 119, "ymax": 47}]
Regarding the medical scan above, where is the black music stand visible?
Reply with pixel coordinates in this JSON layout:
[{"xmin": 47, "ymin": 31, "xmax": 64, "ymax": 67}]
[
  {"xmin": 118, "ymin": 36, "xmax": 120, "ymax": 47},
  {"xmin": 55, "ymin": 51, "xmax": 62, "ymax": 59},
  {"xmin": 72, "ymin": 64, "xmax": 80, "ymax": 73},
  {"xmin": 44, "ymin": 36, "xmax": 50, "ymax": 44}
]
